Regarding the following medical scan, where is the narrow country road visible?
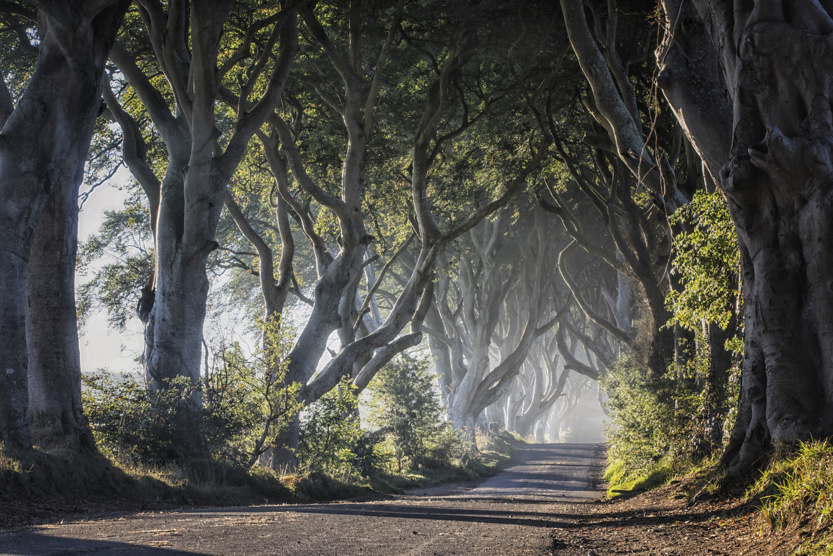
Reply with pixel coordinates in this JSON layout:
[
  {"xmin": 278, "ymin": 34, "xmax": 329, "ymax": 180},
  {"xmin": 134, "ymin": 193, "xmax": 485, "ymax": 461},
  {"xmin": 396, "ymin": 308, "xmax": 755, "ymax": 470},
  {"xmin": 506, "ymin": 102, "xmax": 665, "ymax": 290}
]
[{"xmin": 0, "ymin": 443, "xmax": 605, "ymax": 556}]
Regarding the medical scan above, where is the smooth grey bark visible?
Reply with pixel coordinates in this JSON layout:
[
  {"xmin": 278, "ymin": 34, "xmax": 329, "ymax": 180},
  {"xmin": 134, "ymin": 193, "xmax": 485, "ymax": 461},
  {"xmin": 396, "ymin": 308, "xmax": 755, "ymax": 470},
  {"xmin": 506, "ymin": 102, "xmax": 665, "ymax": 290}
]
[
  {"xmin": 657, "ymin": 0, "xmax": 833, "ymax": 472},
  {"xmin": 107, "ymin": 2, "xmax": 299, "ymax": 459},
  {"xmin": 25, "ymin": 167, "xmax": 89, "ymax": 445},
  {"xmin": 0, "ymin": 1, "xmax": 127, "ymax": 450}
]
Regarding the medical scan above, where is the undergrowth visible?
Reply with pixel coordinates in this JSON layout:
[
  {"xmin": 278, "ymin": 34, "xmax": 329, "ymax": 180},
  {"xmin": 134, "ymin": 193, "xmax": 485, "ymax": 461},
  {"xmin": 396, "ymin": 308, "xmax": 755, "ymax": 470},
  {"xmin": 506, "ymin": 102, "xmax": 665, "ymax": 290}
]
[
  {"xmin": 0, "ymin": 425, "xmax": 521, "ymax": 527},
  {"xmin": 601, "ymin": 353, "xmax": 707, "ymax": 498}
]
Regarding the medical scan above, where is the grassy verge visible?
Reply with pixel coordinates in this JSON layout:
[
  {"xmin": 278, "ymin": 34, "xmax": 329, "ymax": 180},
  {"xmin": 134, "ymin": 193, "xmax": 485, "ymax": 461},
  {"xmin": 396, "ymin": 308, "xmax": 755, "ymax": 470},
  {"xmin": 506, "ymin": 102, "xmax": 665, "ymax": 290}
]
[
  {"xmin": 604, "ymin": 439, "xmax": 833, "ymax": 555},
  {"xmin": 604, "ymin": 458, "xmax": 677, "ymax": 498},
  {"xmin": 744, "ymin": 440, "xmax": 833, "ymax": 555}
]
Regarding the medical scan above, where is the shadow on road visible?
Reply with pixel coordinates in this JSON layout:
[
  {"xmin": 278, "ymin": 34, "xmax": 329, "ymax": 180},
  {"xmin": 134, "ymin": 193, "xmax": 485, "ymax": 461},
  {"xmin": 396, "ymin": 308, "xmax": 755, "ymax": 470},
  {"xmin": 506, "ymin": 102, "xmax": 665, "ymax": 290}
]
[{"xmin": 0, "ymin": 533, "xmax": 208, "ymax": 555}]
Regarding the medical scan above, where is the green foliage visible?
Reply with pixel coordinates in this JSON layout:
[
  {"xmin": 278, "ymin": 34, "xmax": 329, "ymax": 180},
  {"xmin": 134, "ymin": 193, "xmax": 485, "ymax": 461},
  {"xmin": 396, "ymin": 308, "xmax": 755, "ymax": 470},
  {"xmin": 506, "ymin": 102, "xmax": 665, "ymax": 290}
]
[
  {"xmin": 76, "ymin": 192, "xmax": 154, "ymax": 330},
  {"xmin": 602, "ymin": 354, "xmax": 702, "ymax": 494},
  {"xmin": 82, "ymin": 372, "xmax": 194, "ymax": 465},
  {"xmin": 600, "ymin": 190, "xmax": 745, "ymax": 498},
  {"xmin": 668, "ymin": 190, "xmax": 740, "ymax": 333},
  {"xmin": 297, "ymin": 355, "xmax": 476, "ymax": 481},
  {"xmin": 367, "ymin": 354, "xmax": 450, "ymax": 471},
  {"xmin": 298, "ymin": 378, "xmax": 368, "ymax": 479},
  {"xmin": 83, "ymin": 316, "xmax": 301, "ymax": 468},
  {"xmin": 203, "ymin": 317, "xmax": 302, "ymax": 467}
]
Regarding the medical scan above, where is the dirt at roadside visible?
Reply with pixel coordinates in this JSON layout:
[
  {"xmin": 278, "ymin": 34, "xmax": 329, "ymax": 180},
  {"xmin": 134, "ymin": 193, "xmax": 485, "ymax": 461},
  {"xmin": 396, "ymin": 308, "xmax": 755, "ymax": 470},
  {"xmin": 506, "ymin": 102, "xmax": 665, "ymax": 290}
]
[{"xmin": 549, "ymin": 482, "xmax": 806, "ymax": 555}]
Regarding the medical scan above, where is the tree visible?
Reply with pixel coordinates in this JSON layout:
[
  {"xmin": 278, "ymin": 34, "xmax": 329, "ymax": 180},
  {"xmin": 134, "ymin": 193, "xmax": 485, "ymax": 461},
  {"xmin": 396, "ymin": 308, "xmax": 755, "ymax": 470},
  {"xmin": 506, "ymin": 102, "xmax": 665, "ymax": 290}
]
[
  {"xmin": 548, "ymin": 0, "xmax": 701, "ymax": 379},
  {"xmin": 251, "ymin": 0, "xmax": 551, "ymax": 466},
  {"xmin": 657, "ymin": 0, "xmax": 833, "ymax": 473},
  {"xmin": 426, "ymin": 206, "xmax": 570, "ymax": 431},
  {"xmin": 0, "ymin": 0, "xmax": 127, "ymax": 451},
  {"xmin": 511, "ymin": 337, "xmax": 571, "ymax": 437},
  {"xmin": 105, "ymin": 0, "xmax": 300, "ymax": 458}
]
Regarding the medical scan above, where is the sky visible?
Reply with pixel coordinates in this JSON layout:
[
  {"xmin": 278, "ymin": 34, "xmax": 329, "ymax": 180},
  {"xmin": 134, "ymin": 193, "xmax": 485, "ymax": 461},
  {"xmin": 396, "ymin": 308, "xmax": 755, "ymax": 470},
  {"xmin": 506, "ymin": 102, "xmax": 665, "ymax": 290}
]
[{"xmin": 77, "ymin": 168, "xmax": 142, "ymax": 376}]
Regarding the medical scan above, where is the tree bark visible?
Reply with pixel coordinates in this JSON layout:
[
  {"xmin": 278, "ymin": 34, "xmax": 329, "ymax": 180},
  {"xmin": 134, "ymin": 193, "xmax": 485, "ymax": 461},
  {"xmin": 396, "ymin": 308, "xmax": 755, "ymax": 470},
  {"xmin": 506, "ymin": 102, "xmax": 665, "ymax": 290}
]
[
  {"xmin": 0, "ymin": 1, "xmax": 127, "ymax": 451},
  {"xmin": 658, "ymin": 0, "xmax": 833, "ymax": 472},
  {"xmin": 26, "ymin": 166, "xmax": 91, "ymax": 447}
]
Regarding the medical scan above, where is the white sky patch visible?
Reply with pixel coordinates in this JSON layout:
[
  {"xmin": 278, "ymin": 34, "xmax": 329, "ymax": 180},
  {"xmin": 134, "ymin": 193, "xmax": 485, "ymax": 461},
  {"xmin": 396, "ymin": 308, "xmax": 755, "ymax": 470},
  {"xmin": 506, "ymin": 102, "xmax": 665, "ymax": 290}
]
[{"xmin": 77, "ymin": 168, "xmax": 139, "ymax": 375}]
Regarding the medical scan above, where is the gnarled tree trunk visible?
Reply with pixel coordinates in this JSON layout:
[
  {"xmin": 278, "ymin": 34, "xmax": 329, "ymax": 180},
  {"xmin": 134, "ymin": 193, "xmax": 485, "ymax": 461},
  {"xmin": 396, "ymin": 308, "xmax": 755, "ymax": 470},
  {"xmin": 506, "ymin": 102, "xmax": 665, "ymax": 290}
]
[
  {"xmin": 658, "ymin": 0, "xmax": 833, "ymax": 472},
  {"xmin": 0, "ymin": 1, "xmax": 127, "ymax": 451}
]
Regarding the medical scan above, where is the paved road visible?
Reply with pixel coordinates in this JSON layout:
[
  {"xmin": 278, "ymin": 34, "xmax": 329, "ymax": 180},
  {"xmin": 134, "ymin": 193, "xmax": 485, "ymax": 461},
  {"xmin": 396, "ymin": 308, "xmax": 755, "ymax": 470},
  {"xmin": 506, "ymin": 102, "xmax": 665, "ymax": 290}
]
[{"xmin": 0, "ymin": 443, "xmax": 605, "ymax": 556}]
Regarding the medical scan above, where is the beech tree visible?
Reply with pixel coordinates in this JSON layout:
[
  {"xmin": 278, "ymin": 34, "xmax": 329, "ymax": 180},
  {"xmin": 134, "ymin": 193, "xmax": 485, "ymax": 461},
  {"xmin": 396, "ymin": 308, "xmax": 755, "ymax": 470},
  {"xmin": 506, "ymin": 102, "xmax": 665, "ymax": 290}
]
[
  {"xmin": 0, "ymin": 0, "xmax": 127, "ymax": 450},
  {"xmin": 657, "ymin": 0, "xmax": 833, "ymax": 473},
  {"xmin": 203, "ymin": 0, "xmax": 552, "ymax": 466},
  {"xmin": 424, "ymin": 207, "xmax": 573, "ymax": 430},
  {"xmin": 507, "ymin": 336, "xmax": 570, "ymax": 437},
  {"xmin": 104, "ymin": 0, "xmax": 300, "ymax": 457}
]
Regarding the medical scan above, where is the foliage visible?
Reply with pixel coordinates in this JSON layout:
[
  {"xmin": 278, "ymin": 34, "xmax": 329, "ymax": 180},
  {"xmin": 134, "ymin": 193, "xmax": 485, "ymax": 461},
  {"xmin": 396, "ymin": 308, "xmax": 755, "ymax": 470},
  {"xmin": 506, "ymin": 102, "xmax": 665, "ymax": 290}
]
[
  {"xmin": 366, "ymin": 354, "xmax": 449, "ymax": 471},
  {"xmin": 298, "ymin": 378, "xmax": 366, "ymax": 479},
  {"xmin": 601, "ymin": 354, "xmax": 702, "ymax": 494},
  {"xmin": 600, "ymin": 189, "xmax": 745, "ymax": 498},
  {"xmin": 297, "ymin": 355, "xmax": 478, "ymax": 481},
  {"xmin": 668, "ymin": 190, "xmax": 740, "ymax": 334},
  {"xmin": 203, "ymin": 317, "xmax": 302, "ymax": 467},
  {"xmin": 83, "ymin": 316, "xmax": 301, "ymax": 468},
  {"xmin": 82, "ymin": 372, "xmax": 195, "ymax": 465},
  {"xmin": 76, "ymin": 192, "xmax": 154, "ymax": 330}
]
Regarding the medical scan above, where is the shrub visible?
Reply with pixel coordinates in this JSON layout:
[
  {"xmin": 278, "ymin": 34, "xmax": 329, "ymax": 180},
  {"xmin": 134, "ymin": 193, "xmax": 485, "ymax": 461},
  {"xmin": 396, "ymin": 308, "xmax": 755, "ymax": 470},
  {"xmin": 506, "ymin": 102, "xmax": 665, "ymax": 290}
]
[
  {"xmin": 298, "ymin": 378, "xmax": 367, "ymax": 478},
  {"xmin": 601, "ymin": 353, "xmax": 702, "ymax": 492},
  {"xmin": 366, "ymin": 354, "xmax": 451, "ymax": 471},
  {"xmin": 82, "ymin": 316, "xmax": 301, "ymax": 468},
  {"xmin": 82, "ymin": 373, "xmax": 196, "ymax": 465}
]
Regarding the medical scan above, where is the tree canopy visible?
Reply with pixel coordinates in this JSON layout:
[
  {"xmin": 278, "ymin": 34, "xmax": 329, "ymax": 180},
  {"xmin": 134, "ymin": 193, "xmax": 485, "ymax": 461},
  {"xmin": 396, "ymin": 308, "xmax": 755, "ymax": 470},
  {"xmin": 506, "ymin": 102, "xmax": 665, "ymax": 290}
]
[{"xmin": 1, "ymin": 0, "xmax": 831, "ymax": 488}]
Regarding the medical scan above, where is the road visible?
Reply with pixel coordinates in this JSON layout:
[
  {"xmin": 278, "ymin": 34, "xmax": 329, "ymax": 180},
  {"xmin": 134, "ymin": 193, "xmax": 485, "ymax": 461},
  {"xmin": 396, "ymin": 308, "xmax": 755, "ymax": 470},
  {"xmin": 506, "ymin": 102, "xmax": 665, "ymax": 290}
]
[{"xmin": 0, "ymin": 443, "xmax": 605, "ymax": 556}]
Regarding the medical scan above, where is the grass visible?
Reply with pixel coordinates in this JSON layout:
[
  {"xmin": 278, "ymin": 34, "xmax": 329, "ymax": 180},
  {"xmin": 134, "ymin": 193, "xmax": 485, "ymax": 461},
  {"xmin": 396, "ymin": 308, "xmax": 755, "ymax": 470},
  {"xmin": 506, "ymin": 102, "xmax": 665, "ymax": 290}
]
[
  {"xmin": 604, "ymin": 457, "xmax": 681, "ymax": 498},
  {"xmin": 744, "ymin": 440, "xmax": 833, "ymax": 554}
]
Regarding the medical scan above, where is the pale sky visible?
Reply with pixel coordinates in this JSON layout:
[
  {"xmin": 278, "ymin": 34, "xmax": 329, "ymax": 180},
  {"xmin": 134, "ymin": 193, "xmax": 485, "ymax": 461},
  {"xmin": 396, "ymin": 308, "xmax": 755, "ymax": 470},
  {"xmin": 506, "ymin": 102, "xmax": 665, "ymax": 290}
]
[{"xmin": 77, "ymin": 168, "xmax": 142, "ymax": 376}]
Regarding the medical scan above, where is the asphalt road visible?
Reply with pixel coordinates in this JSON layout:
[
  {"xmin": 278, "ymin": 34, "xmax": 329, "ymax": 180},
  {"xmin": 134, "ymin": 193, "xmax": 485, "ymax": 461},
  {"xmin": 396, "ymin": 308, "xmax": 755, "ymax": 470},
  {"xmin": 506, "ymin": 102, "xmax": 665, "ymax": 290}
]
[{"xmin": 0, "ymin": 443, "xmax": 605, "ymax": 556}]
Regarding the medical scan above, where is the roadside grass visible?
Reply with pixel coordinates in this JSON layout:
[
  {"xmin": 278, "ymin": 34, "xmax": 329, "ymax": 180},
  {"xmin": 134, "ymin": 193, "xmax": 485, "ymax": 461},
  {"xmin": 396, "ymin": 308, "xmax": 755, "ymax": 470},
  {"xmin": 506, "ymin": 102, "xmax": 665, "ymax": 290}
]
[
  {"xmin": 743, "ymin": 440, "xmax": 833, "ymax": 555},
  {"xmin": 0, "ymin": 440, "xmax": 295, "ymax": 516},
  {"xmin": 603, "ymin": 439, "xmax": 833, "ymax": 554},
  {"xmin": 604, "ymin": 457, "xmax": 689, "ymax": 498}
]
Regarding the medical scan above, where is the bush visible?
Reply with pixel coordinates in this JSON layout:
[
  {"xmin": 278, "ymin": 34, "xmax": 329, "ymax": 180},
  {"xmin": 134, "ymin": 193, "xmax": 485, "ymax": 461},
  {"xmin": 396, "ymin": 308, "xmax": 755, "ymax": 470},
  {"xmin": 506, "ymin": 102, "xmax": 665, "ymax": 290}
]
[
  {"xmin": 601, "ymin": 353, "xmax": 702, "ymax": 492},
  {"xmin": 298, "ymin": 378, "xmax": 369, "ymax": 478},
  {"xmin": 82, "ymin": 316, "xmax": 301, "ymax": 469},
  {"xmin": 82, "ymin": 373, "xmax": 197, "ymax": 465},
  {"xmin": 366, "ymin": 354, "xmax": 454, "ymax": 471}
]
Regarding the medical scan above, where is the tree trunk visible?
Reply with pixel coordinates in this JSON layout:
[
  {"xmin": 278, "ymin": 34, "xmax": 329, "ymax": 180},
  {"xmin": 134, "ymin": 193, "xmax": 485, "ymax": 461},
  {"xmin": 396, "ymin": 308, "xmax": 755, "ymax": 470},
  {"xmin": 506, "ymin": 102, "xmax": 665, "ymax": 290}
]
[
  {"xmin": 0, "ymin": 2, "xmax": 127, "ymax": 451},
  {"xmin": 702, "ymin": 321, "xmax": 732, "ymax": 448},
  {"xmin": 26, "ymin": 169, "xmax": 92, "ymax": 448},
  {"xmin": 659, "ymin": 0, "xmax": 833, "ymax": 473}
]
